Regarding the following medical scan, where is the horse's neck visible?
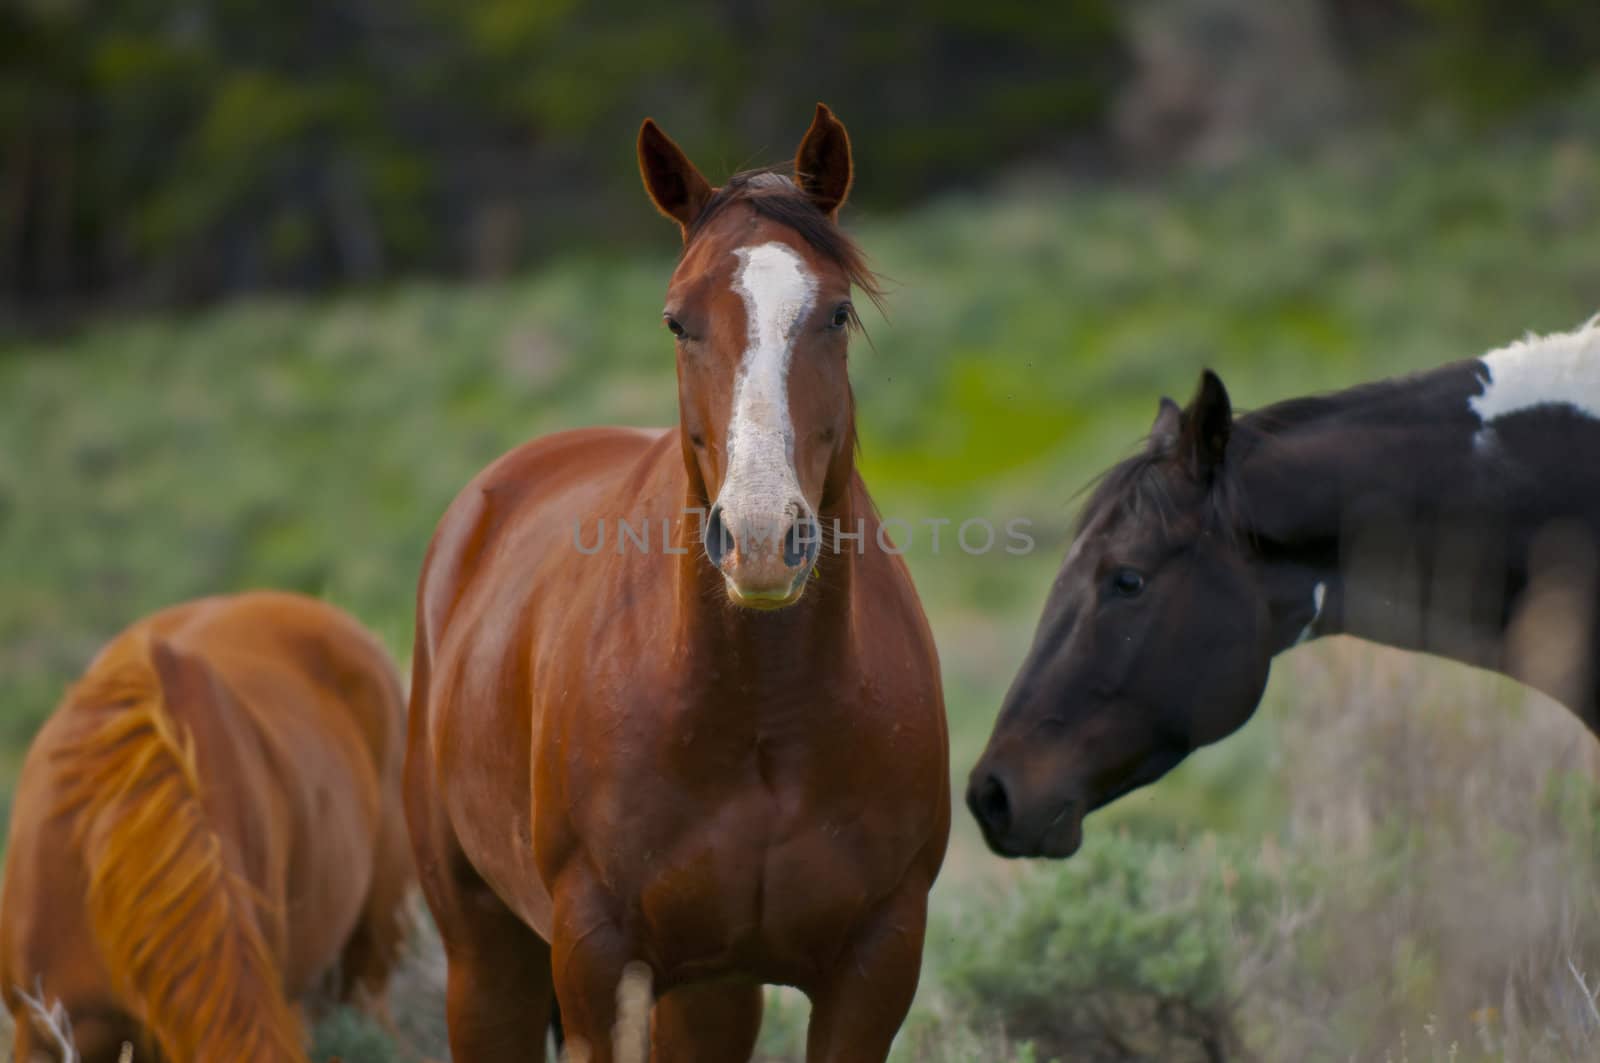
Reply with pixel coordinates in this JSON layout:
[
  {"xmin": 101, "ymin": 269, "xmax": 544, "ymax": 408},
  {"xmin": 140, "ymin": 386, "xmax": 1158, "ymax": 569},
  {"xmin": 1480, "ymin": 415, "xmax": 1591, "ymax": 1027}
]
[
  {"xmin": 671, "ymin": 477, "xmax": 859, "ymax": 694},
  {"xmin": 1238, "ymin": 356, "xmax": 1599, "ymax": 705}
]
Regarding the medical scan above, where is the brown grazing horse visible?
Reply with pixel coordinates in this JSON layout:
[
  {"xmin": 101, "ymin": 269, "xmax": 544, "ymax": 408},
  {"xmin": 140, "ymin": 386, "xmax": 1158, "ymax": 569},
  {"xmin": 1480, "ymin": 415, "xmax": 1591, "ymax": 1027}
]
[
  {"xmin": 406, "ymin": 104, "xmax": 949, "ymax": 1062},
  {"xmin": 0, "ymin": 591, "xmax": 413, "ymax": 1062},
  {"xmin": 969, "ymin": 318, "xmax": 1600, "ymax": 858}
]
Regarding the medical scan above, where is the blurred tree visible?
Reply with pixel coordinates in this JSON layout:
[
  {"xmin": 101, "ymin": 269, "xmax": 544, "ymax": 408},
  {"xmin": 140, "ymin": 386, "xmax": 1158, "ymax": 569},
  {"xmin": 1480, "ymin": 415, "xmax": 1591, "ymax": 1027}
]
[
  {"xmin": 0, "ymin": 0, "xmax": 1125, "ymax": 324},
  {"xmin": 11, "ymin": 0, "xmax": 1590, "ymax": 326},
  {"xmin": 1324, "ymin": 0, "xmax": 1600, "ymax": 119},
  {"xmin": 2, "ymin": 0, "xmax": 443, "ymax": 312}
]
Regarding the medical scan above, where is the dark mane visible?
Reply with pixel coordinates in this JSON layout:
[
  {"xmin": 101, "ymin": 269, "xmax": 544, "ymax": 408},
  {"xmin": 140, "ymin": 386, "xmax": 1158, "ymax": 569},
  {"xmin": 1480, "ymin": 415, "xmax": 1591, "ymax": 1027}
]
[
  {"xmin": 1075, "ymin": 442, "xmax": 1265, "ymax": 549},
  {"xmin": 1073, "ymin": 450, "xmax": 1187, "ymax": 539},
  {"xmin": 1072, "ymin": 414, "xmax": 1310, "ymax": 545},
  {"xmin": 686, "ymin": 170, "xmax": 884, "ymax": 308},
  {"xmin": 1072, "ymin": 373, "xmax": 1435, "ymax": 543}
]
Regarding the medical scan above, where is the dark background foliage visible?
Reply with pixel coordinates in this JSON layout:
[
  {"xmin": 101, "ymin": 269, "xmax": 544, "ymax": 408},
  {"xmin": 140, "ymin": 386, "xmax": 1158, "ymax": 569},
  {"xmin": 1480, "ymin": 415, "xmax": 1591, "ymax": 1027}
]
[{"xmin": 4, "ymin": 0, "xmax": 1596, "ymax": 325}]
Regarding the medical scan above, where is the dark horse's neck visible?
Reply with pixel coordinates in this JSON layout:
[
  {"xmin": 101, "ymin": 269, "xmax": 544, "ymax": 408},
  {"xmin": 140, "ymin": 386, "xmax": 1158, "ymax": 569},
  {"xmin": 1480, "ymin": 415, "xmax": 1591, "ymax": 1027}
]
[{"xmin": 1234, "ymin": 353, "xmax": 1600, "ymax": 720}]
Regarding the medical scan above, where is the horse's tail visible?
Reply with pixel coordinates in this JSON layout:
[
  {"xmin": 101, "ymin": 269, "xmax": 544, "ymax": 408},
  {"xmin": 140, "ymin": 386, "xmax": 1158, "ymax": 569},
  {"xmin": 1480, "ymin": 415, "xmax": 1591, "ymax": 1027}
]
[{"xmin": 55, "ymin": 631, "xmax": 306, "ymax": 1062}]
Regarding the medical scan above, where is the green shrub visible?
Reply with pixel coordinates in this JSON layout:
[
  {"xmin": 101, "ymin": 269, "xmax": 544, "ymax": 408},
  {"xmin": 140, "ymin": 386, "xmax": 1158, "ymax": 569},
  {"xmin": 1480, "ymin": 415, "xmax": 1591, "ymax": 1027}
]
[
  {"xmin": 0, "ymin": 0, "xmax": 1125, "ymax": 313},
  {"xmin": 310, "ymin": 1008, "xmax": 402, "ymax": 1063},
  {"xmin": 909, "ymin": 832, "xmax": 1305, "ymax": 1062}
]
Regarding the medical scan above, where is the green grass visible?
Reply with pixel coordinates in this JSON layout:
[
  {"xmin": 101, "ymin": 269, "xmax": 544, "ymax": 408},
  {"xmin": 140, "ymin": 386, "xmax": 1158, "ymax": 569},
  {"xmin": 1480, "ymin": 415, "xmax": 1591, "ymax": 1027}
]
[{"xmin": 3, "ymin": 85, "xmax": 1600, "ymax": 1061}]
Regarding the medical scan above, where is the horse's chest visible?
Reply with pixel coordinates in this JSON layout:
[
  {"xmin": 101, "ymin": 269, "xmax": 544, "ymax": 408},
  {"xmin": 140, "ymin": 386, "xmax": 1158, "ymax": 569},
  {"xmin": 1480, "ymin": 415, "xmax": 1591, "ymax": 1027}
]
[{"xmin": 626, "ymin": 792, "xmax": 885, "ymax": 984}]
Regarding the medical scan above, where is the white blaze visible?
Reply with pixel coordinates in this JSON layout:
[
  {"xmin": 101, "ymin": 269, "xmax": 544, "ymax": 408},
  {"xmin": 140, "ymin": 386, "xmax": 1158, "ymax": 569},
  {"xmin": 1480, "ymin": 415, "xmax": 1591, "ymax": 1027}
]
[
  {"xmin": 1471, "ymin": 315, "xmax": 1600, "ymax": 444},
  {"xmin": 720, "ymin": 242, "xmax": 816, "ymax": 529}
]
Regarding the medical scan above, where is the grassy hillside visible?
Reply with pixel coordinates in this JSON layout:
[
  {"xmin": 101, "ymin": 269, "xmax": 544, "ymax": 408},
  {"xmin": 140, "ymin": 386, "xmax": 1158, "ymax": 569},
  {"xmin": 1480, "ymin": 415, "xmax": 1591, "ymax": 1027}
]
[{"xmin": 3, "ymin": 88, "xmax": 1600, "ymax": 1060}]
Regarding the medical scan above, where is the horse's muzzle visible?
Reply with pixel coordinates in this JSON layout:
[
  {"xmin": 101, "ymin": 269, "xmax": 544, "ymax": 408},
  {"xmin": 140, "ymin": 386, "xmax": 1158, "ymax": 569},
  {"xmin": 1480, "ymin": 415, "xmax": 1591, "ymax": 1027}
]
[
  {"xmin": 965, "ymin": 761, "xmax": 1086, "ymax": 859},
  {"xmin": 705, "ymin": 501, "xmax": 819, "ymax": 608}
]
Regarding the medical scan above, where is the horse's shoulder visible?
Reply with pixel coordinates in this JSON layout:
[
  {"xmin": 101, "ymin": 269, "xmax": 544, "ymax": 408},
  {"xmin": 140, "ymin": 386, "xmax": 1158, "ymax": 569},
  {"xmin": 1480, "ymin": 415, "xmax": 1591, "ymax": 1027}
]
[{"xmin": 419, "ymin": 426, "xmax": 671, "ymax": 654}]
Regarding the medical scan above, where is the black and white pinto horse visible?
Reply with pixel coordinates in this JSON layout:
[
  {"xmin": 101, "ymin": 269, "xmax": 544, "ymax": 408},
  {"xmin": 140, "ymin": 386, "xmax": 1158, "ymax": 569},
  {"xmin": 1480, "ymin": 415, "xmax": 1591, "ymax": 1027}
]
[{"xmin": 969, "ymin": 317, "xmax": 1600, "ymax": 858}]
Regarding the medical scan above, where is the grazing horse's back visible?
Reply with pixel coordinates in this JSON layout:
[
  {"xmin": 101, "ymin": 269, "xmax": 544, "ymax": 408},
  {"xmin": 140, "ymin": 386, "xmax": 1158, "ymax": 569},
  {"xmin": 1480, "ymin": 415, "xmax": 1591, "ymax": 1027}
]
[{"xmin": 0, "ymin": 592, "xmax": 412, "ymax": 1063}]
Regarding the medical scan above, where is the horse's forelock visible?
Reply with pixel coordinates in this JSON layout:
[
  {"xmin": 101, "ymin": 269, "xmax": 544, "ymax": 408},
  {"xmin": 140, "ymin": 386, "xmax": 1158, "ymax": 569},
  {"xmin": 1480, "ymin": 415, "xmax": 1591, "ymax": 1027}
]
[
  {"xmin": 1073, "ymin": 442, "xmax": 1249, "ymax": 547},
  {"xmin": 685, "ymin": 168, "xmax": 883, "ymax": 309},
  {"xmin": 742, "ymin": 172, "xmax": 794, "ymax": 192}
]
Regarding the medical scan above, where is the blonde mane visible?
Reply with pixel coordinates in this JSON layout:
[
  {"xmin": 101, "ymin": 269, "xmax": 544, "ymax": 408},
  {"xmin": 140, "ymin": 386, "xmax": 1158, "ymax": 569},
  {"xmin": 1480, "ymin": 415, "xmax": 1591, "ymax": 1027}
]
[{"xmin": 53, "ymin": 632, "xmax": 307, "ymax": 1062}]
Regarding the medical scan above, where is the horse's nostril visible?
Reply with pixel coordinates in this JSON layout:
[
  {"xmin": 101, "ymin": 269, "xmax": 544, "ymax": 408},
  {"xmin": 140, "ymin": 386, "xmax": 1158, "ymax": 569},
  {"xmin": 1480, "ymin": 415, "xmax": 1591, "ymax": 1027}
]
[
  {"xmin": 784, "ymin": 515, "xmax": 819, "ymax": 569},
  {"xmin": 704, "ymin": 505, "xmax": 732, "ymax": 568},
  {"xmin": 968, "ymin": 772, "xmax": 1012, "ymax": 835}
]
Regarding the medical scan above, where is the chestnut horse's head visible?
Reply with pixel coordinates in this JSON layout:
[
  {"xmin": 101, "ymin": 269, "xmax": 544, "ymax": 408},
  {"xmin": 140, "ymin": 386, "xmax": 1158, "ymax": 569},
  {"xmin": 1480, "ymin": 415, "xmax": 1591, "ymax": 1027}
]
[
  {"xmin": 968, "ymin": 372, "xmax": 1275, "ymax": 857},
  {"xmin": 638, "ymin": 104, "xmax": 876, "ymax": 609}
]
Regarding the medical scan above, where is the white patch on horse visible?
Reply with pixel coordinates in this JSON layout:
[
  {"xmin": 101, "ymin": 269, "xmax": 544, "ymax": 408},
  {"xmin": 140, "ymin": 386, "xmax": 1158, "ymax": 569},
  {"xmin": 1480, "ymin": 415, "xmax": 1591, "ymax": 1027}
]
[
  {"xmin": 1471, "ymin": 315, "xmax": 1600, "ymax": 448},
  {"xmin": 720, "ymin": 242, "xmax": 816, "ymax": 539},
  {"xmin": 1295, "ymin": 581, "xmax": 1326, "ymax": 645}
]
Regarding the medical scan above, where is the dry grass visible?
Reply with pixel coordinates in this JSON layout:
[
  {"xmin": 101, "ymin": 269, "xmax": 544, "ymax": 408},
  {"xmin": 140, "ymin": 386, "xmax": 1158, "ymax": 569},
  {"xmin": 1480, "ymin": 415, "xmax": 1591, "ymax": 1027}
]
[{"xmin": 1238, "ymin": 638, "xmax": 1600, "ymax": 1061}]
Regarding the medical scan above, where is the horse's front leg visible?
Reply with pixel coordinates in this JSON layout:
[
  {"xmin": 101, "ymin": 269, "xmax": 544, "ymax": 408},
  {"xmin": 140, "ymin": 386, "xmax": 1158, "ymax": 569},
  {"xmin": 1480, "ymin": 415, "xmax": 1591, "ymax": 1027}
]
[
  {"xmin": 550, "ymin": 871, "xmax": 632, "ymax": 1063},
  {"xmin": 803, "ymin": 880, "xmax": 932, "ymax": 1063}
]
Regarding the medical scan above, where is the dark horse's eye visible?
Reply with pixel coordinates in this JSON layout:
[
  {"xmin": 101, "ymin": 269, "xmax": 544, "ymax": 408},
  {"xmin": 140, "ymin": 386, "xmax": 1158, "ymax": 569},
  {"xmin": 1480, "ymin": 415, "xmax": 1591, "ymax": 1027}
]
[
  {"xmin": 664, "ymin": 315, "xmax": 686, "ymax": 338},
  {"xmin": 1111, "ymin": 567, "xmax": 1145, "ymax": 597},
  {"xmin": 829, "ymin": 303, "xmax": 852, "ymax": 330}
]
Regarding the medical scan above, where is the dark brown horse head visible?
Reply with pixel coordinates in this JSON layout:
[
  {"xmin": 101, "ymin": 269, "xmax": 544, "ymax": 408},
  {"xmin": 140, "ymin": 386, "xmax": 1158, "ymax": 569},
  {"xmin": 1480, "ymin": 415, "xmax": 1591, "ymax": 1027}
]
[
  {"xmin": 968, "ymin": 370, "xmax": 1276, "ymax": 857},
  {"xmin": 637, "ymin": 104, "xmax": 875, "ymax": 609}
]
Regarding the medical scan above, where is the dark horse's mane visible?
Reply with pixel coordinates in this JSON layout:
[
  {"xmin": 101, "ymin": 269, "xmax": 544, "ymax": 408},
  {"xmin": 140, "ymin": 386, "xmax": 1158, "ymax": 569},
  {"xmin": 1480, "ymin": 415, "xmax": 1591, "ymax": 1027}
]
[
  {"xmin": 1069, "ymin": 446, "xmax": 1247, "ymax": 548},
  {"xmin": 1072, "ymin": 374, "xmax": 1433, "ymax": 543},
  {"xmin": 686, "ymin": 170, "xmax": 884, "ymax": 310}
]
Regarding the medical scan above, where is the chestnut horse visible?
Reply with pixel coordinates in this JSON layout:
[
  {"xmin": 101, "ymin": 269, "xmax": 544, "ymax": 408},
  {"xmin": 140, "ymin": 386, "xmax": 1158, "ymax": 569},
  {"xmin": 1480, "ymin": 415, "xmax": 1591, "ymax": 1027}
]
[
  {"xmin": 0, "ymin": 591, "xmax": 413, "ymax": 1062},
  {"xmin": 406, "ymin": 105, "xmax": 949, "ymax": 1061},
  {"xmin": 969, "ymin": 318, "xmax": 1600, "ymax": 858}
]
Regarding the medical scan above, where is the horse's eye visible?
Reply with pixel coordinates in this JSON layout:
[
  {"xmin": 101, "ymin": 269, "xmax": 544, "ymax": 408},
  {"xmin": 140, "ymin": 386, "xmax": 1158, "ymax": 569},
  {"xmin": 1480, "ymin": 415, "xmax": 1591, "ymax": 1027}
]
[
  {"xmin": 1111, "ymin": 567, "xmax": 1145, "ymax": 597},
  {"xmin": 664, "ymin": 315, "xmax": 686, "ymax": 338},
  {"xmin": 829, "ymin": 304, "xmax": 852, "ymax": 330}
]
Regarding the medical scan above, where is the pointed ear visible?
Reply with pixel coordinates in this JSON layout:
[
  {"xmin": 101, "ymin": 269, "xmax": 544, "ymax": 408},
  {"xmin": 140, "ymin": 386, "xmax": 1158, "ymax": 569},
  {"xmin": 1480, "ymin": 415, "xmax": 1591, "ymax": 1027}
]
[
  {"xmin": 1180, "ymin": 370, "xmax": 1232, "ymax": 476},
  {"xmin": 638, "ymin": 119, "xmax": 713, "ymax": 238},
  {"xmin": 1149, "ymin": 397, "xmax": 1182, "ymax": 453},
  {"xmin": 794, "ymin": 103, "xmax": 853, "ymax": 218}
]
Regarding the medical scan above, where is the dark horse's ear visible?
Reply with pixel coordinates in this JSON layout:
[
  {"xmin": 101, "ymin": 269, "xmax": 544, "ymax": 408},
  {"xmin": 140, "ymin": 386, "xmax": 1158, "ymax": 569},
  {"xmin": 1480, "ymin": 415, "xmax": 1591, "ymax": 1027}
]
[
  {"xmin": 794, "ymin": 103, "xmax": 854, "ymax": 219},
  {"xmin": 1149, "ymin": 396, "xmax": 1182, "ymax": 453},
  {"xmin": 1180, "ymin": 369, "xmax": 1232, "ymax": 477},
  {"xmin": 638, "ymin": 119, "xmax": 713, "ymax": 239}
]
